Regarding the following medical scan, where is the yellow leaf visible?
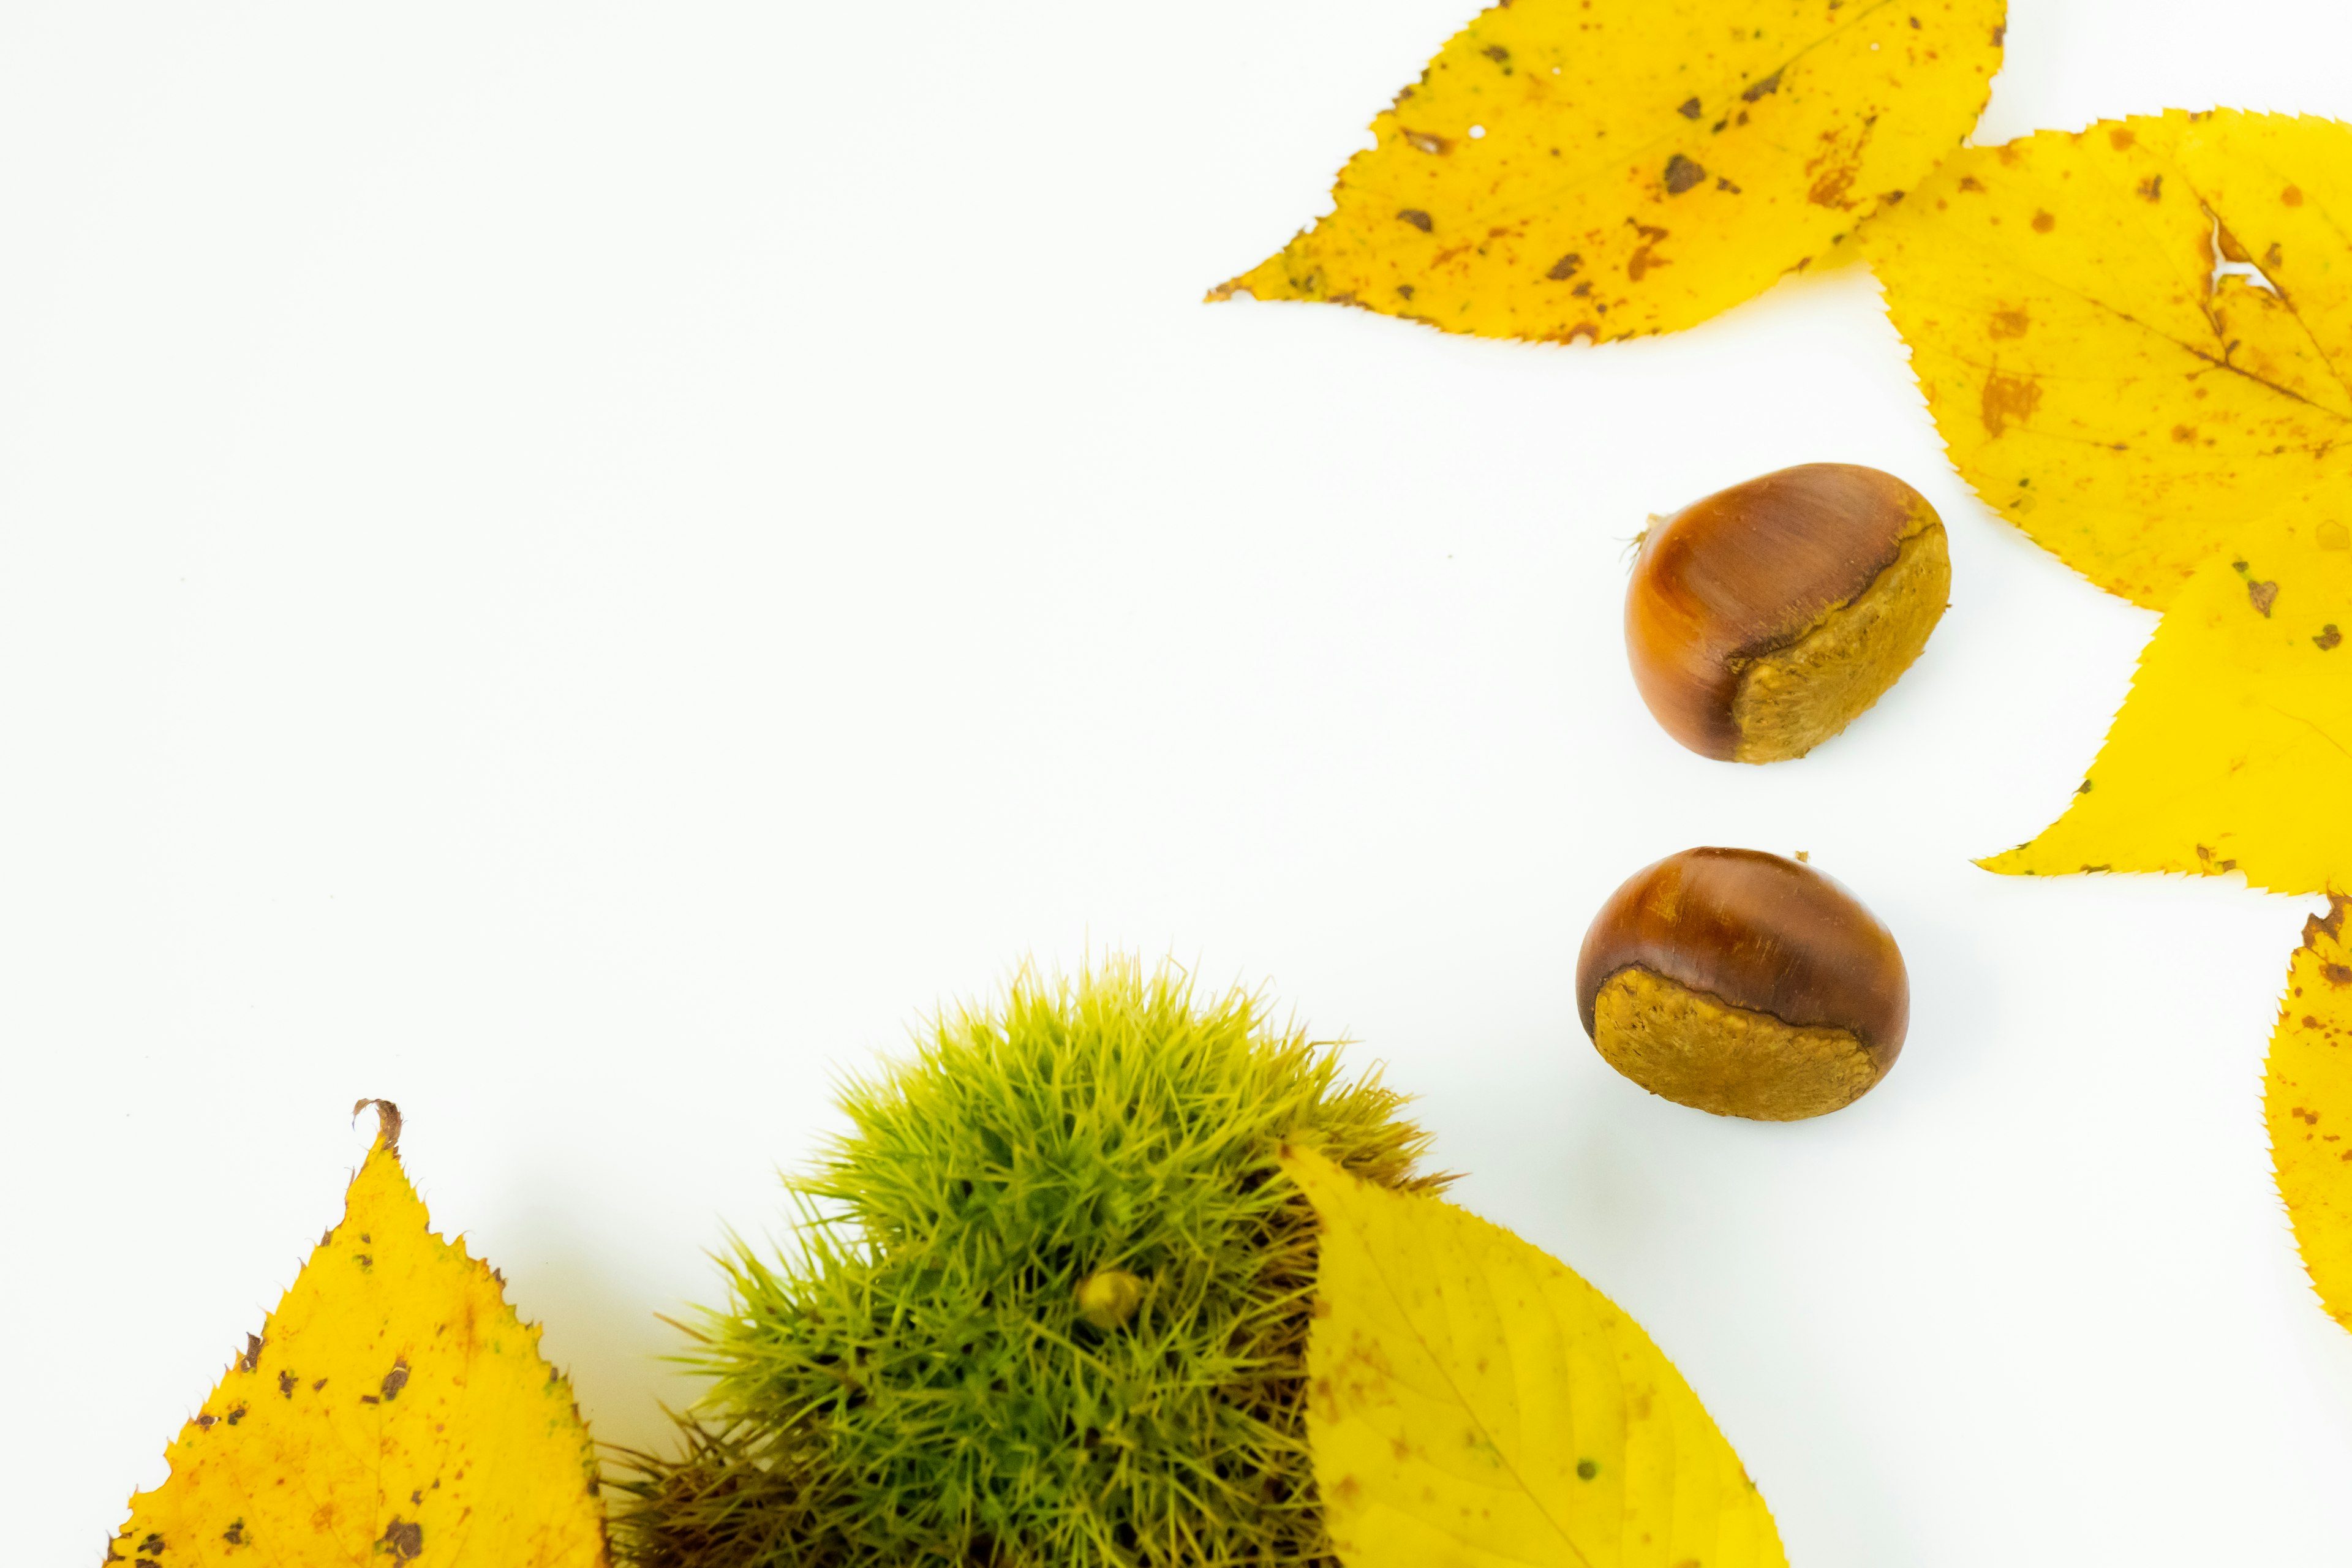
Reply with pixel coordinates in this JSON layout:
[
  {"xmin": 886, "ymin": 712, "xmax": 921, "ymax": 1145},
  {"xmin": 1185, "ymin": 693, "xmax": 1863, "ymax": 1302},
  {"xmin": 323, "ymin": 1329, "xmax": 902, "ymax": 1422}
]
[
  {"xmin": 106, "ymin": 1104, "xmax": 608, "ymax": 1568},
  {"xmin": 1284, "ymin": 1145, "xmax": 1784, "ymax": 1568},
  {"xmin": 1979, "ymin": 521, "xmax": 2351, "ymax": 894},
  {"xmin": 1866, "ymin": 110, "xmax": 2352, "ymax": 611},
  {"xmin": 2269, "ymin": 897, "xmax": 2352, "ymax": 1330},
  {"xmin": 1212, "ymin": 0, "xmax": 2006, "ymax": 343}
]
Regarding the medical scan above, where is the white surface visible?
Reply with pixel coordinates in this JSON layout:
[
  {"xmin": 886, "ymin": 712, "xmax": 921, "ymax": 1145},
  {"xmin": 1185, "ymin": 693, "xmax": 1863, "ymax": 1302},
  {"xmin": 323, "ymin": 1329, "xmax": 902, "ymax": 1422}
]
[{"xmin": 5, "ymin": 2, "xmax": 2350, "ymax": 1562}]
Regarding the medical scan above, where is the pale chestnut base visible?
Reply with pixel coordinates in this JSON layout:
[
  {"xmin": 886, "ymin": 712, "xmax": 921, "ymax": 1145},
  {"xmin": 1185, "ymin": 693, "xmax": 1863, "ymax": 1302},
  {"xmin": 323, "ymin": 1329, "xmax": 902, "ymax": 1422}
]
[
  {"xmin": 1590, "ymin": 967, "xmax": 1887, "ymax": 1121},
  {"xmin": 1729, "ymin": 521, "xmax": 1951, "ymax": 763}
]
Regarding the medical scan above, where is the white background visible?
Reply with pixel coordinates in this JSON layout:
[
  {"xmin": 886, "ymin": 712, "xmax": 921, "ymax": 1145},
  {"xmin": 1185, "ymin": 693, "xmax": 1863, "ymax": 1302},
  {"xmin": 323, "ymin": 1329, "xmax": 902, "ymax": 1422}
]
[{"xmin": 4, "ymin": 1, "xmax": 2350, "ymax": 1562}]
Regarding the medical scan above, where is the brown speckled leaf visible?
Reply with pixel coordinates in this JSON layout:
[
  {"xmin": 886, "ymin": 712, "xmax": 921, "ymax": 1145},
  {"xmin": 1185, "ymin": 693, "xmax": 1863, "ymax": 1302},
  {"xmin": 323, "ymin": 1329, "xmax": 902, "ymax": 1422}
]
[{"xmin": 104, "ymin": 1105, "xmax": 608, "ymax": 1568}]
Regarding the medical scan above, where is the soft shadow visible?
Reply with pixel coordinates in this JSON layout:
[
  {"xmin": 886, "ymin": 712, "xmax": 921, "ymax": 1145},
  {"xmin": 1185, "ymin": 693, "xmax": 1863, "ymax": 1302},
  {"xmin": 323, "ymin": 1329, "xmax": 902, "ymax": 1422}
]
[{"xmin": 494, "ymin": 1204, "xmax": 706, "ymax": 1462}]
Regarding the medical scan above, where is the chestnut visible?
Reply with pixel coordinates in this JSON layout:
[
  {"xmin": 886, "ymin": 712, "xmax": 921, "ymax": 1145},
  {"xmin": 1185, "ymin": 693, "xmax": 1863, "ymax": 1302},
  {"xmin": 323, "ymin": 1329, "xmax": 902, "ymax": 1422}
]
[
  {"xmin": 1626, "ymin": 463, "xmax": 1950, "ymax": 762},
  {"xmin": 1575, "ymin": 847, "xmax": 1908, "ymax": 1120}
]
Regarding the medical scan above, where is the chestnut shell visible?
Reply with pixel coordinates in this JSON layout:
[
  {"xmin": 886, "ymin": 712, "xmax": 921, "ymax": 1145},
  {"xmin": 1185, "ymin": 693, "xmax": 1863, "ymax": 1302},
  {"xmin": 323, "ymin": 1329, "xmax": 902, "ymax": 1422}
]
[
  {"xmin": 1575, "ymin": 846, "xmax": 1909, "ymax": 1057},
  {"xmin": 1626, "ymin": 462, "xmax": 1943, "ymax": 761}
]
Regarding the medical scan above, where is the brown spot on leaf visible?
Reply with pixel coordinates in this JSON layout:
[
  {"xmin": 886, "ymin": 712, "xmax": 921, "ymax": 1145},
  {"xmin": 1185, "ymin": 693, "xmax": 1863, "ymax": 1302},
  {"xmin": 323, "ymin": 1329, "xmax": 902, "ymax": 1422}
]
[
  {"xmin": 1664, "ymin": 154, "xmax": 1705, "ymax": 195},
  {"xmin": 2173, "ymin": 424, "xmax": 2198, "ymax": 442},
  {"xmin": 2285, "ymin": 185, "xmax": 2305, "ymax": 207},
  {"xmin": 1395, "ymin": 284, "xmax": 1414, "ymax": 300},
  {"xmin": 1810, "ymin": 163, "xmax": 1857, "ymax": 208},
  {"xmin": 1678, "ymin": 96, "xmax": 1702, "ymax": 119},
  {"xmin": 2110, "ymin": 127, "xmax": 2136, "ymax": 149},
  {"xmin": 1981, "ymin": 371, "xmax": 2042, "ymax": 437},
  {"xmin": 2316, "ymin": 624, "xmax": 2342, "ymax": 650},
  {"xmin": 1482, "ymin": 43, "xmax": 1510, "ymax": 65},
  {"xmin": 1396, "ymin": 208, "xmax": 1433, "ymax": 232},
  {"xmin": 1401, "ymin": 128, "xmax": 1451, "ymax": 156},
  {"xmin": 2138, "ymin": 174, "xmax": 2163, "ymax": 202},
  {"xmin": 1626, "ymin": 223, "xmax": 1670, "ymax": 281},
  {"xmin": 1958, "ymin": 175, "xmax": 1986, "ymax": 193},
  {"xmin": 1989, "ymin": 307, "xmax": 2029, "ymax": 339},
  {"xmin": 2248, "ymin": 578, "xmax": 2280, "ymax": 617},
  {"xmin": 1741, "ymin": 70, "xmax": 1782, "ymax": 102},
  {"xmin": 1545, "ymin": 251, "xmax": 1582, "ymax": 281},
  {"xmin": 2265, "ymin": 241, "xmax": 2285, "ymax": 269},
  {"xmin": 380, "ymin": 1518, "xmax": 424, "ymax": 1562},
  {"xmin": 236, "ymin": 1333, "xmax": 264, "ymax": 1373},
  {"xmin": 2031, "ymin": 209, "xmax": 2056, "ymax": 233}
]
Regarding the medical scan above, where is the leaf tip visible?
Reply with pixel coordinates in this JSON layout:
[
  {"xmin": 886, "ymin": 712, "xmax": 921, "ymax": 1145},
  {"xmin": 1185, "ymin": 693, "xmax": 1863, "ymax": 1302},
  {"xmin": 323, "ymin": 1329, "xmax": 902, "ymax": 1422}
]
[
  {"xmin": 351, "ymin": 1098, "xmax": 402, "ymax": 1156},
  {"xmin": 1278, "ymin": 1142, "xmax": 1348, "ymax": 1208},
  {"xmin": 1206, "ymin": 252, "xmax": 1311, "ymax": 307}
]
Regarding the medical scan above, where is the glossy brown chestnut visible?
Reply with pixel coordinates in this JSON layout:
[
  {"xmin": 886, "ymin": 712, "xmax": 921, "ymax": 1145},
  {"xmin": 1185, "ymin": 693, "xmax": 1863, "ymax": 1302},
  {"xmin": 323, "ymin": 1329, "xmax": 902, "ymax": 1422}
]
[
  {"xmin": 1627, "ymin": 463, "xmax": 1950, "ymax": 763},
  {"xmin": 1575, "ymin": 847, "xmax": 1908, "ymax": 1120}
]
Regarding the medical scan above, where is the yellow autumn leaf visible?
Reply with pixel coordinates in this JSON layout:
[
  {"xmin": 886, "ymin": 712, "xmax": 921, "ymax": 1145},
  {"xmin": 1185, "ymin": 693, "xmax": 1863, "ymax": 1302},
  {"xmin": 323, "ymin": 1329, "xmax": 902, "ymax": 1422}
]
[
  {"xmin": 1867, "ymin": 110, "xmax": 2352, "ymax": 611},
  {"xmin": 2269, "ymin": 896, "xmax": 2352, "ymax": 1329},
  {"xmin": 1211, "ymin": 0, "xmax": 2006, "ymax": 343},
  {"xmin": 106, "ymin": 1103, "xmax": 608, "ymax": 1568},
  {"xmin": 1285, "ymin": 1145, "xmax": 1784, "ymax": 1568},
  {"xmin": 1979, "ymin": 520, "xmax": 2351, "ymax": 893}
]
